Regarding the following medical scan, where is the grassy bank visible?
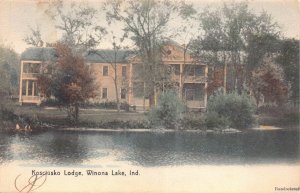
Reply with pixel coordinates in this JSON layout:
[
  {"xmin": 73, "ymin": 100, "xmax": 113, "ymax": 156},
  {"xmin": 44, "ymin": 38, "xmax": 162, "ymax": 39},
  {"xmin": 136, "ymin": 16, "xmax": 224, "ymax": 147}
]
[
  {"xmin": 1, "ymin": 104, "xmax": 208, "ymax": 131},
  {"xmin": 1, "ymin": 103, "xmax": 298, "ymax": 131}
]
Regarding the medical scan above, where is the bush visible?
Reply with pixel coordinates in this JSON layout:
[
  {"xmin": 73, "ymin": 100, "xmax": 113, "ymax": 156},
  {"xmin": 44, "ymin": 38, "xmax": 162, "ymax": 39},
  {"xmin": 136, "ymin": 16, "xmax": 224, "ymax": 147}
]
[
  {"xmin": 181, "ymin": 112, "xmax": 206, "ymax": 130},
  {"xmin": 206, "ymin": 90, "xmax": 256, "ymax": 129},
  {"xmin": 148, "ymin": 90, "xmax": 185, "ymax": 129}
]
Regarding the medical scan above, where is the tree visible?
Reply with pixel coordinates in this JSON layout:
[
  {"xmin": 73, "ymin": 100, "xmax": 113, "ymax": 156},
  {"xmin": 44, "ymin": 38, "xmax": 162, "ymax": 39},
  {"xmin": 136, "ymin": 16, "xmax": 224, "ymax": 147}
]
[
  {"xmin": 24, "ymin": 0, "xmax": 106, "ymax": 52},
  {"xmin": 23, "ymin": 25, "xmax": 44, "ymax": 47},
  {"xmin": 104, "ymin": 0, "xmax": 190, "ymax": 106},
  {"xmin": 88, "ymin": 32, "xmax": 131, "ymax": 112},
  {"xmin": 250, "ymin": 58, "xmax": 288, "ymax": 107},
  {"xmin": 47, "ymin": 0, "xmax": 106, "ymax": 52},
  {"xmin": 172, "ymin": 6, "xmax": 198, "ymax": 99},
  {"xmin": 276, "ymin": 38, "xmax": 299, "ymax": 105},
  {"xmin": 38, "ymin": 43, "xmax": 97, "ymax": 123},
  {"xmin": 0, "ymin": 44, "xmax": 19, "ymax": 98},
  {"xmin": 193, "ymin": 2, "xmax": 280, "ymax": 94}
]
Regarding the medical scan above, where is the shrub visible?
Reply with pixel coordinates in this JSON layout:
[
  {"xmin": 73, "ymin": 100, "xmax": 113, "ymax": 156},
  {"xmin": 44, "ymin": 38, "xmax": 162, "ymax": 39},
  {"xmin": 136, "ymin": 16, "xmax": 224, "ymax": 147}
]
[
  {"xmin": 148, "ymin": 90, "xmax": 185, "ymax": 129},
  {"xmin": 206, "ymin": 89, "xmax": 256, "ymax": 129},
  {"xmin": 181, "ymin": 112, "xmax": 206, "ymax": 130}
]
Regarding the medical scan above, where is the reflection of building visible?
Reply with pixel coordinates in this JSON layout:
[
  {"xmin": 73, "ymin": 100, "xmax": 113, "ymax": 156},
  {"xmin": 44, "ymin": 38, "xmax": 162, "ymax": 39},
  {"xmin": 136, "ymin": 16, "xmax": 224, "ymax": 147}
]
[{"xmin": 19, "ymin": 41, "xmax": 208, "ymax": 109}]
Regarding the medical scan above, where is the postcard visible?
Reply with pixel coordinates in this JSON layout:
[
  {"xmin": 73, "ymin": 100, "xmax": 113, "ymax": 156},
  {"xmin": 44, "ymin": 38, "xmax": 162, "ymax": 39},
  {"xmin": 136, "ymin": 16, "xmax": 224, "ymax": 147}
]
[{"xmin": 0, "ymin": 0, "xmax": 299, "ymax": 192}]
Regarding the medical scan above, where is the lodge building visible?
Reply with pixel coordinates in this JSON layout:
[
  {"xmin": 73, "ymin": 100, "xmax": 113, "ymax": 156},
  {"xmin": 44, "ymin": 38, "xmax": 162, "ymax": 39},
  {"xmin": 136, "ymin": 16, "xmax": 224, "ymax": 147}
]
[{"xmin": 19, "ymin": 41, "xmax": 208, "ymax": 110}]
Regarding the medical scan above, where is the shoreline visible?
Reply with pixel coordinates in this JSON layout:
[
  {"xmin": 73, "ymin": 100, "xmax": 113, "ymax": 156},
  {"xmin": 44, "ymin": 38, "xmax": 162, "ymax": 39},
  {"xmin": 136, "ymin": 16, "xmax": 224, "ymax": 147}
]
[{"xmin": 2, "ymin": 124, "xmax": 298, "ymax": 134}]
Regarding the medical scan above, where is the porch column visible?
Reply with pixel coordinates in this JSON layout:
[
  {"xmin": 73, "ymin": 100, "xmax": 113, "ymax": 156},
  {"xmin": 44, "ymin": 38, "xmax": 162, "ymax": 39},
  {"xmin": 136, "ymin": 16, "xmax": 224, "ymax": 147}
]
[
  {"xmin": 26, "ymin": 80, "xmax": 28, "ymax": 96},
  {"xmin": 128, "ymin": 63, "xmax": 133, "ymax": 105},
  {"xmin": 19, "ymin": 61, "xmax": 23, "ymax": 104},
  {"xmin": 179, "ymin": 63, "xmax": 183, "ymax": 89},
  {"xmin": 204, "ymin": 65, "xmax": 208, "ymax": 108}
]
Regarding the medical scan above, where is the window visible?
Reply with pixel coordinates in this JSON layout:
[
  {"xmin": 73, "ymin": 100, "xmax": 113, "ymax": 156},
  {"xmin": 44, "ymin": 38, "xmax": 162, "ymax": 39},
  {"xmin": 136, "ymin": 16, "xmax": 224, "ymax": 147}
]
[
  {"xmin": 122, "ymin": 66, "xmax": 127, "ymax": 78},
  {"xmin": 102, "ymin": 88, "xmax": 107, "ymax": 99},
  {"xmin": 195, "ymin": 66, "xmax": 204, "ymax": 76},
  {"xmin": 103, "ymin": 66, "xmax": 108, "ymax": 76},
  {"xmin": 22, "ymin": 80, "xmax": 26, "ymax": 96},
  {"xmin": 28, "ymin": 80, "xmax": 33, "ymax": 96},
  {"xmin": 170, "ymin": 64, "xmax": 180, "ymax": 75},
  {"xmin": 185, "ymin": 65, "xmax": 204, "ymax": 77},
  {"xmin": 133, "ymin": 82, "xmax": 144, "ymax": 98},
  {"xmin": 185, "ymin": 89, "xmax": 195, "ymax": 101},
  {"xmin": 121, "ymin": 88, "xmax": 126, "ymax": 99},
  {"xmin": 33, "ymin": 81, "xmax": 38, "ymax": 96},
  {"xmin": 23, "ymin": 63, "xmax": 40, "ymax": 73}
]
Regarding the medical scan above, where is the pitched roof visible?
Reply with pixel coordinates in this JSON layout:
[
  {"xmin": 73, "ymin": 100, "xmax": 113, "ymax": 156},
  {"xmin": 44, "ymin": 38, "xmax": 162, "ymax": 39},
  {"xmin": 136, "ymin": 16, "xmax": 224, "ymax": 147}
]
[
  {"xmin": 20, "ymin": 47, "xmax": 134, "ymax": 64},
  {"xmin": 21, "ymin": 47, "xmax": 58, "ymax": 61},
  {"xmin": 84, "ymin": 49, "xmax": 133, "ymax": 63}
]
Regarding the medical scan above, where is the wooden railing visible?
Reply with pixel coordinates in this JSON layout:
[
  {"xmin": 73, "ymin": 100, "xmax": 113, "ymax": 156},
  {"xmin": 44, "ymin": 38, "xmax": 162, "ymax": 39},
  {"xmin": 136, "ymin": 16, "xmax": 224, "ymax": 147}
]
[{"xmin": 22, "ymin": 73, "xmax": 39, "ymax": 79}]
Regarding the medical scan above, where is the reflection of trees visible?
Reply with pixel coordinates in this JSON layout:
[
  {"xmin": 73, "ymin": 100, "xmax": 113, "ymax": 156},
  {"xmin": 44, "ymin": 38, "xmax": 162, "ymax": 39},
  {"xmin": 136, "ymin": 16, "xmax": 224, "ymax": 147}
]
[
  {"xmin": 112, "ymin": 131, "xmax": 300, "ymax": 166},
  {"xmin": 33, "ymin": 132, "xmax": 89, "ymax": 165},
  {"xmin": 0, "ymin": 132, "xmax": 14, "ymax": 164}
]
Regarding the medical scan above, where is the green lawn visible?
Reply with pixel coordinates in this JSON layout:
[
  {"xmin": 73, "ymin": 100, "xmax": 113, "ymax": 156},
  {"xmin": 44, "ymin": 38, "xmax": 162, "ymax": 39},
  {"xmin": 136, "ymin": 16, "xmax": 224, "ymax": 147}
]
[{"xmin": 12, "ymin": 105, "xmax": 146, "ymax": 124}]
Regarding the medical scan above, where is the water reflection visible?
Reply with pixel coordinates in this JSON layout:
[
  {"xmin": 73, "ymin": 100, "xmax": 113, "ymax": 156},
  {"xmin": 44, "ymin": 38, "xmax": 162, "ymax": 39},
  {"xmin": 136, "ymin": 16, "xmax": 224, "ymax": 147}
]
[{"xmin": 0, "ymin": 129, "xmax": 299, "ymax": 166}]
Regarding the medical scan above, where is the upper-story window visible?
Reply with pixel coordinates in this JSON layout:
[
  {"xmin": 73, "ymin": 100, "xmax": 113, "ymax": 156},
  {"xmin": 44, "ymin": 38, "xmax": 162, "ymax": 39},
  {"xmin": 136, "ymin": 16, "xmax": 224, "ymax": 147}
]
[
  {"xmin": 122, "ymin": 66, "xmax": 127, "ymax": 78},
  {"xmin": 185, "ymin": 65, "xmax": 204, "ymax": 77},
  {"xmin": 170, "ymin": 64, "xmax": 180, "ymax": 75},
  {"xmin": 103, "ymin": 66, "xmax": 108, "ymax": 76},
  {"xmin": 23, "ymin": 63, "xmax": 41, "ymax": 73}
]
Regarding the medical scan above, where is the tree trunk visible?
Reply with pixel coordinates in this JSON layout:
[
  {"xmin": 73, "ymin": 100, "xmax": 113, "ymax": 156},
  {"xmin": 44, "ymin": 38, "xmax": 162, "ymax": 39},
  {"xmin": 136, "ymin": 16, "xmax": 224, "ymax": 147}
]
[
  {"xmin": 67, "ymin": 103, "xmax": 79, "ymax": 124},
  {"xmin": 114, "ymin": 78, "xmax": 120, "ymax": 112}
]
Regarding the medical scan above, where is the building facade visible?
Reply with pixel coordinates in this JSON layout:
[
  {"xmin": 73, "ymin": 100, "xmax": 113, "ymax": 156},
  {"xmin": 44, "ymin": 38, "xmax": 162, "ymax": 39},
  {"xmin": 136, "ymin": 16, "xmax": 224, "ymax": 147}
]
[{"xmin": 19, "ymin": 42, "xmax": 208, "ymax": 109}]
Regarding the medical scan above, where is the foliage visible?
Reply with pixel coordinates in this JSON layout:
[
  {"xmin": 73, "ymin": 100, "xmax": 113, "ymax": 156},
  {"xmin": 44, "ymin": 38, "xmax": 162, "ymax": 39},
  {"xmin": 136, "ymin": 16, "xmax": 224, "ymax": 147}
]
[
  {"xmin": 0, "ymin": 44, "xmax": 20, "ymax": 97},
  {"xmin": 276, "ymin": 38, "xmax": 299, "ymax": 105},
  {"xmin": 24, "ymin": 1, "xmax": 107, "ymax": 53},
  {"xmin": 206, "ymin": 89, "xmax": 256, "ymax": 129},
  {"xmin": 257, "ymin": 104, "xmax": 299, "ymax": 126},
  {"xmin": 181, "ymin": 112, "xmax": 206, "ymax": 130},
  {"xmin": 250, "ymin": 58, "xmax": 288, "ymax": 106},
  {"xmin": 23, "ymin": 25, "xmax": 44, "ymax": 47},
  {"xmin": 104, "ymin": 0, "xmax": 192, "ymax": 106},
  {"xmin": 148, "ymin": 90, "xmax": 185, "ymax": 129},
  {"xmin": 192, "ymin": 2, "xmax": 280, "ymax": 92},
  {"xmin": 37, "ymin": 43, "xmax": 97, "ymax": 123}
]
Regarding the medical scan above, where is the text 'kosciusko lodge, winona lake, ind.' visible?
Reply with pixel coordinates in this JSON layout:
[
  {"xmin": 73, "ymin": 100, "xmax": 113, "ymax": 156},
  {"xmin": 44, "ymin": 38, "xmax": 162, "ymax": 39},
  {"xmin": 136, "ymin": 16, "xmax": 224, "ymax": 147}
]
[{"xmin": 19, "ymin": 40, "xmax": 208, "ymax": 110}]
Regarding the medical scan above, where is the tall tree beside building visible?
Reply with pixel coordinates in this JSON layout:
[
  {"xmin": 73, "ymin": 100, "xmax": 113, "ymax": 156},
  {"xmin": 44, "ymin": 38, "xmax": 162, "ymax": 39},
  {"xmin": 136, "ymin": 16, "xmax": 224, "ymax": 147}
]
[
  {"xmin": 24, "ymin": 1, "xmax": 107, "ymax": 53},
  {"xmin": 250, "ymin": 58, "xmax": 288, "ymax": 107},
  {"xmin": 104, "ymin": 0, "xmax": 191, "ymax": 106},
  {"xmin": 23, "ymin": 25, "xmax": 44, "ymax": 47},
  {"xmin": 0, "ymin": 44, "xmax": 19, "ymax": 98},
  {"xmin": 192, "ymin": 2, "xmax": 280, "ymax": 94},
  {"xmin": 276, "ymin": 38, "xmax": 299, "ymax": 106},
  {"xmin": 38, "ymin": 43, "xmax": 97, "ymax": 123},
  {"xmin": 88, "ymin": 33, "xmax": 131, "ymax": 112},
  {"xmin": 45, "ymin": 0, "xmax": 106, "ymax": 52}
]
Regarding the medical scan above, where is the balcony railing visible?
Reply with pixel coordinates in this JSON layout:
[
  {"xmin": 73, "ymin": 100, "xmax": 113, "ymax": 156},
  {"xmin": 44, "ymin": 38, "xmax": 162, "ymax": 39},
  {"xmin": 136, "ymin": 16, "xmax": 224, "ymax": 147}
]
[
  {"xmin": 21, "ymin": 96, "xmax": 41, "ymax": 104},
  {"xmin": 184, "ymin": 76, "xmax": 207, "ymax": 83},
  {"xmin": 22, "ymin": 73, "xmax": 39, "ymax": 79}
]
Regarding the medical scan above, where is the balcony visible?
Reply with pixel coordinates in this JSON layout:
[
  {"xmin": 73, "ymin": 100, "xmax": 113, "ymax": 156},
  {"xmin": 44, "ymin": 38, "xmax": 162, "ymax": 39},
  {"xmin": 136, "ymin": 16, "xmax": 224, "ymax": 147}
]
[
  {"xmin": 22, "ymin": 73, "xmax": 39, "ymax": 79},
  {"xmin": 21, "ymin": 96, "xmax": 41, "ymax": 104},
  {"xmin": 184, "ymin": 75, "xmax": 207, "ymax": 83}
]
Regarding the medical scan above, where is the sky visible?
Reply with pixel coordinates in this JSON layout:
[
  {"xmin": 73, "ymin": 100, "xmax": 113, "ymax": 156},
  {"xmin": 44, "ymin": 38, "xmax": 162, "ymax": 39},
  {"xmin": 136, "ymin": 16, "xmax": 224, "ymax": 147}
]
[{"xmin": 0, "ymin": 0, "xmax": 299, "ymax": 54}]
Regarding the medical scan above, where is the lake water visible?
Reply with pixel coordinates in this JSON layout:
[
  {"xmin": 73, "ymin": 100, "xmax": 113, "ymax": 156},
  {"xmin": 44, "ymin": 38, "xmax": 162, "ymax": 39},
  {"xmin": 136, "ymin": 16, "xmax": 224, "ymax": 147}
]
[{"xmin": 0, "ymin": 129, "xmax": 299, "ymax": 166}]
